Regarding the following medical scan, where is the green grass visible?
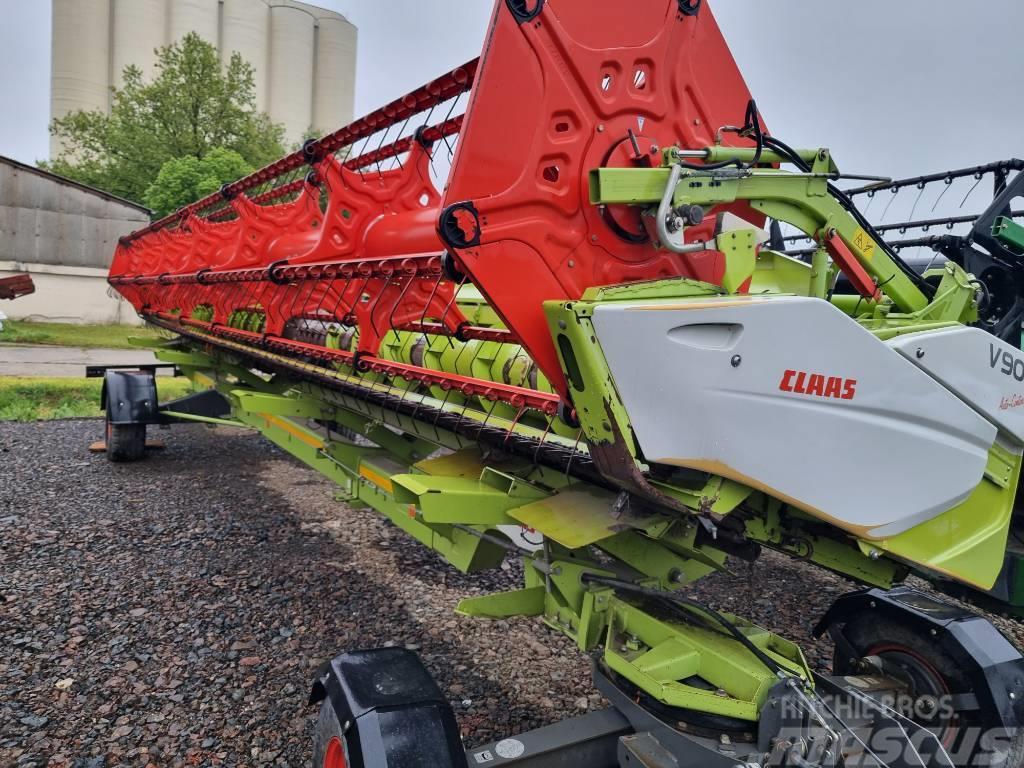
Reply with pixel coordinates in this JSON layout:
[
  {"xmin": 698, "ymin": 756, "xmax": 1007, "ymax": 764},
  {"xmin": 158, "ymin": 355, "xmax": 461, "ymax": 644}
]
[
  {"xmin": 0, "ymin": 320, "xmax": 164, "ymax": 349},
  {"xmin": 0, "ymin": 376, "xmax": 194, "ymax": 422}
]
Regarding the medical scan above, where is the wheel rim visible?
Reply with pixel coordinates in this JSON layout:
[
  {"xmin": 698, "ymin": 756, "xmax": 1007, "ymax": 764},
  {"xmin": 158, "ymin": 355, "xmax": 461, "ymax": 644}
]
[
  {"xmin": 866, "ymin": 642, "xmax": 957, "ymax": 747},
  {"xmin": 324, "ymin": 735, "xmax": 348, "ymax": 768}
]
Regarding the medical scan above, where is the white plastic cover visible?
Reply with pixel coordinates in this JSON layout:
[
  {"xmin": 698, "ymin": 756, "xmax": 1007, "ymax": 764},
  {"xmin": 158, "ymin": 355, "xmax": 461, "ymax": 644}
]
[{"xmin": 591, "ymin": 296, "xmax": 996, "ymax": 538}]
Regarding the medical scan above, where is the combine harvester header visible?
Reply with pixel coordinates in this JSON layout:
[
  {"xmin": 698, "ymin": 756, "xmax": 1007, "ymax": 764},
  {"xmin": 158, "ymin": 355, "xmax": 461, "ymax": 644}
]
[{"xmin": 102, "ymin": 1, "xmax": 1024, "ymax": 765}]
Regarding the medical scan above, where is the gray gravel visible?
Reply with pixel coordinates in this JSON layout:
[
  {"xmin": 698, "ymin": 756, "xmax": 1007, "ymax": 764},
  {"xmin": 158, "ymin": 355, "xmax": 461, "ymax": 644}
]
[{"xmin": 2, "ymin": 418, "xmax": 1022, "ymax": 766}]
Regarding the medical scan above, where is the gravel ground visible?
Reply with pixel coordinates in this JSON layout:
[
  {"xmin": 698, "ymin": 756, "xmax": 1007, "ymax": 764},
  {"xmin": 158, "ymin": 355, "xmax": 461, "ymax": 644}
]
[{"xmin": 2, "ymin": 419, "xmax": 1022, "ymax": 766}]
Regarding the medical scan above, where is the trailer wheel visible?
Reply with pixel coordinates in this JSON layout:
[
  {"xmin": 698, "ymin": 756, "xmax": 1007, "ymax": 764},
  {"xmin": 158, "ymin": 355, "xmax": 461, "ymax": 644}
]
[
  {"xmin": 834, "ymin": 615, "xmax": 1024, "ymax": 766},
  {"xmin": 312, "ymin": 698, "xmax": 350, "ymax": 768},
  {"xmin": 105, "ymin": 419, "xmax": 146, "ymax": 463}
]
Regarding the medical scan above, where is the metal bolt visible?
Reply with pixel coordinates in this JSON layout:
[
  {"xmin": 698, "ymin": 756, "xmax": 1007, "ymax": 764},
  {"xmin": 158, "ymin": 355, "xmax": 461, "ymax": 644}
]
[
  {"xmin": 597, "ymin": 124, "xmax": 605, "ymax": 133},
  {"xmin": 558, "ymin": 320, "xmax": 567, "ymax": 330},
  {"xmin": 916, "ymin": 348, "xmax": 925, "ymax": 359},
  {"xmin": 590, "ymin": 234, "xmax": 598, "ymax": 242},
  {"xmin": 568, "ymin": 259, "xmax": 575, "ymax": 267},
  {"xmin": 730, "ymin": 355, "xmax": 742, "ymax": 368}
]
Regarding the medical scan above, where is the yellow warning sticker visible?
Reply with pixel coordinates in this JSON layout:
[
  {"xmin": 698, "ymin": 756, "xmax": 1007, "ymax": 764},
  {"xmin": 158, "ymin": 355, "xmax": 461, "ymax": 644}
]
[{"xmin": 852, "ymin": 228, "xmax": 876, "ymax": 261}]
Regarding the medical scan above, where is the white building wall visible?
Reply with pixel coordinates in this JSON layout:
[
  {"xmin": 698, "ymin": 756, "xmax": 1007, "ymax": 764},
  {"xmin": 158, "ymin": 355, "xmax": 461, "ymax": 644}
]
[
  {"xmin": 268, "ymin": 5, "xmax": 316, "ymax": 144},
  {"xmin": 168, "ymin": 0, "xmax": 220, "ymax": 45},
  {"xmin": 221, "ymin": 0, "xmax": 271, "ymax": 110},
  {"xmin": 50, "ymin": 0, "xmax": 111, "ymax": 155},
  {"xmin": 314, "ymin": 16, "xmax": 357, "ymax": 135},
  {"xmin": 111, "ymin": 0, "xmax": 168, "ymax": 85}
]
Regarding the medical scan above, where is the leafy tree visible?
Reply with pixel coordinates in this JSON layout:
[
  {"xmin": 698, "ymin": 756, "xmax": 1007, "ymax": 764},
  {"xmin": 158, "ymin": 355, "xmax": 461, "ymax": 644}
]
[
  {"xmin": 47, "ymin": 33, "xmax": 285, "ymax": 207},
  {"xmin": 143, "ymin": 147, "xmax": 253, "ymax": 217}
]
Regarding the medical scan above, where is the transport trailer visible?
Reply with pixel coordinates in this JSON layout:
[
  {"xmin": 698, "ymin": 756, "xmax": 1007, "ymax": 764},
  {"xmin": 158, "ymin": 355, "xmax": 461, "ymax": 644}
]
[{"xmin": 96, "ymin": 0, "xmax": 1024, "ymax": 764}]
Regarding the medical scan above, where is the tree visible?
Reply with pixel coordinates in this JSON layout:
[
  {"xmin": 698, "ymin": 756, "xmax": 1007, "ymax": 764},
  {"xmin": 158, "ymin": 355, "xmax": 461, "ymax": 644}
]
[
  {"xmin": 143, "ymin": 147, "xmax": 253, "ymax": 217},
  {"xmin": 47, "ymin": 33, "xmax": 285, "ymax": 207}
]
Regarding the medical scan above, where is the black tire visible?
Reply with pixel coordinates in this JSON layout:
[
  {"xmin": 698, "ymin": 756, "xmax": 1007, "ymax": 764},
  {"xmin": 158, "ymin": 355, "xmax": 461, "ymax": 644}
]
[
  {"xmin": 105, "ymin": 420, "xmax": 146, "ymax": 463},
  {"xmin": 311, "ymin": 699, "xmax": 349, "ymax": 768},
  {"xmin": 835, "ymin": 615, "xmax": 1024, "ymax": 767}
]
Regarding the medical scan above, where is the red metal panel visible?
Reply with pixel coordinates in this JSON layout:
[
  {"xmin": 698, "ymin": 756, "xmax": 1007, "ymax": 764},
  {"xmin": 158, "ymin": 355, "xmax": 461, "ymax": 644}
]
[{"xmin": 440, "ymin": 0, "xmax": 761, "ymax": 397}]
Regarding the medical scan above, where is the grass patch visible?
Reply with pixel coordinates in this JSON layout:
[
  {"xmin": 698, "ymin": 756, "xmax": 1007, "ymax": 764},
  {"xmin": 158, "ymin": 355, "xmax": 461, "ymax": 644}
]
[
  {"xmin": 0, "ymin": 376, "xmax": 194, "ymax": 421},
  {"xmin": 0, "ymin": 319, "xmax": 164, "ymax": 350}
]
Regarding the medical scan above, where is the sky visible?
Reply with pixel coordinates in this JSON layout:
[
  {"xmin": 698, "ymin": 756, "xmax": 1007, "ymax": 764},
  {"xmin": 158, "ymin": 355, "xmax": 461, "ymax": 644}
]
[{"xmin": 1, "ymin": 0, "xmax": 1023, "ymax": 183}]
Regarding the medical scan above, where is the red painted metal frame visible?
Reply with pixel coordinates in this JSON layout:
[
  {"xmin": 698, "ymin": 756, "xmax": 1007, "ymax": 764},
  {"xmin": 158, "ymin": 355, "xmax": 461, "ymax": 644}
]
[
  {"xmin": 439, "ymin": 0, "xmax": 761, "ymax": 398},
  {"xmin": 109, "ymin": 0, "xmax": 759, "ymax": 412}
]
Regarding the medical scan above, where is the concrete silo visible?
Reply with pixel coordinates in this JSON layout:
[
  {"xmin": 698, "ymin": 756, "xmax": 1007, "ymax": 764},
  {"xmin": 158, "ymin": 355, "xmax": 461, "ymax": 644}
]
[
  {"xmin": 111, "ymin": 0, "xmax": 168, "ymax": 85},
  {"xmin": 268, "ymin": 4, "xmax": 316, "ymax": 145},
  {"xmin": 168, "ymin": 0, "xmax": 219, "ymax": 45},
  {"xmin": 51, "ymin": 0, "xmax": 111, "ymax": 152},
  {"xmin": 50, "ymin": 0, "xmax": 357, "ymax": 156},
  {"xmin": 313, "ymin": 15, "xmax": 357, "ymax": 135},
  {"xmin": 221, "ymin": 0, "xmax": 271, "ymax": 110}
]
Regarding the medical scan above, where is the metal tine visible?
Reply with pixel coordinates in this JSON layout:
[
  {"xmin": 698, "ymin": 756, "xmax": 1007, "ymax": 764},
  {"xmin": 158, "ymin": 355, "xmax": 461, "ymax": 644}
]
[
  {"xmin": 220, "ymin": 277, "xmax": 247, "ymax": 330},
  {"xmin": 375, "ymin": 354, "xmax": 399, "ymax": 419},
  {"xmin": 453, "ymin": 390, "xmax": 477, "ymax": 446},
  {"xmin": 907, "ymin": 182, "xmax": 926, "ymax": 222},
  {"xmin": 930, "ymin": 176, "xmax": 955, "ymax": 212},
  {"xmin": 503, "ymin": 406, "xmax": 528, "ymax": 448},
  {"xmin": 190, "ymin": 282, "xmax": 210, "ymax": 320},
  {"xmin": 328, "ymin": 276, "xmax": 352, "ymax": 328},
  {"xmin": 862, "ymin": 190, "xmax": 876, "ymax": 216},
  {"xmin": 415, "ymin": 273, "xmax": 447, "ymax": 352},
  {"xmin": 365, "ymin": 271, "xmax": 396, "ymax": 345},
  {"xmin": 436, "ymin": 274, "xmax": 469, "ymax": 350},
  {"xmin": 879, "ymin": 186, "xmax": 899, "ymax": 223},
  {"xmin": 188, "ymin": 281, "xmax": 206, "ymax": 322},
  {"xmin": 422, "ymin": 102, "xmax": 440, "ymax": 178},
  {"xmin": 353, "ymin": 133, "xmax": 376, "ymax": 181},
  {"xmin": 370, "ymin": 122, "xmax": 395, "ymax": 178},
  {"xmin": 394, "ymin": 335, "xmax": 417, "ymax": 411},
  {"xmin": 215, "ymin": 273, "xmax": 240, "ymax": 325},
  {"xmin": 296, "ymin": 271, "xmax": 324, "ymax": 333},
  {"xmin": 563, "ymin": 429, "xmax": 586, "ymax": 485},
  {"xmin": 240, "ymin": 273, "xmax": 267, "ymax": 328},
  {"xmin": 506, "ymin": 344, "xmax": 530, "ymax": 388},
  {"xmin": 531, "ymin": 417, "xmax": 554, "ymax": 472},
  {"xmin": 960, "ymin": 173, "xmax": 984, "ymax": 208},
  {"xmin": 386, "ymin": 271, "xmax": 418, "ymax": 333},
  {"xmin": 281, "ymin": 273, "xmax": 304, "ymax": 328},
  {"xmin": 439, "ymin": 93, "xmax": 462, "ymax": 159},
  {"xmin": 427, "ymin": 390, "xmax": 451, "ymax": 443},
  {"xmin": 236, "ymin": 267, "xmax": 263, "ymax": 315},
  {"xmin": 389, "ymin": 114, "xmax": 414, "ymax": 173},
  {"xmin": 310, "ymin": 273, "xmax": 335, "ymax": 325}
]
